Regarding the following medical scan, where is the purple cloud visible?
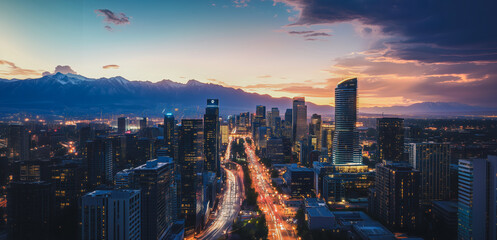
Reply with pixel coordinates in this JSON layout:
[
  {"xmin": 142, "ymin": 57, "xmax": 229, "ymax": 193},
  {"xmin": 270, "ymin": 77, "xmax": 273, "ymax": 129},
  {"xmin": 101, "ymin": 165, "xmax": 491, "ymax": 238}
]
[
  {"xmin": 43, "ymin": 65, "xmax": 77, "ymax": 76},
  {"xmin": 95, "ymin": 9, "xmax": 130, "ymax": 31}
]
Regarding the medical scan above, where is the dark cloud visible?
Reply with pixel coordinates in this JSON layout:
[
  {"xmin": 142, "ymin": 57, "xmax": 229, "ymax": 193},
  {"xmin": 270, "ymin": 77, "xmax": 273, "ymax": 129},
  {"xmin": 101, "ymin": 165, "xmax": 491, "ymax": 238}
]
[
  {"xmin": 304, "ymin": 32, "xmax": 331, "ymax": 37},
  {"xmin": 43, "ymin": 65, "xmax": 77, "ymax": 76},
  {"xmin": 362, "ymin": 27, "xmax": 372, "ymax": 34},
  {"xmin": 279, "ymin": 0, "xmax": 497, "ymax": 63},
  {"xmin": 328, "ymin": 53, "xmax": 497, "ymax": 107},
  {"xmin": 95, "ymin": 9, "xmax": 130, "ymax": 30},
  {"xmin": 288, "ymin": 30, "xmax": 314, "ymax": 35},
  {"xmin": 287, "ymin": 30, "xmax": 331, "ymax": 40}
]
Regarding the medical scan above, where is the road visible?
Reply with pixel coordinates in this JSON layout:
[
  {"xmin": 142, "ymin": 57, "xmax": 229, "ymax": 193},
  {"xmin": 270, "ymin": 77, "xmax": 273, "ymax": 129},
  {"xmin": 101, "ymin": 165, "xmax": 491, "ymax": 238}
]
[
  {"xmin": 244, "ymin": 139, "xmax": 296, "ymax": 240},
  {"xmin": 197, "ymin": 137, "xmax": 244, "ymax": 240}
]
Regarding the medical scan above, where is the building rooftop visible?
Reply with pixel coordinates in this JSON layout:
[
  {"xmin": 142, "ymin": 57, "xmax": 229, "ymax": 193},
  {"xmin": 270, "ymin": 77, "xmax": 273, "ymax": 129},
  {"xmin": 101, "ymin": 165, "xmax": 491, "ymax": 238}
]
[
  {"xmin": 331, "ymin": 211, "xmax": 372, "ymax": 223},
  {"xmin": 288, "ymin": 166, "xmax": 313, "ymax": 172},
  {"xmin": 133, "ymin": 157, "xmax": 172, "ymax": 171},
  {"xmin": 336, "ymin": 77, "xmax": 357, "ymax": 88},
  {"xmin": 306, "ymin": 206, "xmax": 334, "ymax": 218},
  {"xmin": 305, "ymin": 198, "xmax": 326, "ymax": 208},
  {"xmin": 85, "ymin": 189, "xmax": 140, "ymax": 198},
  {"xmin": 353, "ymin": 222, "xmax": 395, "ymax": 240}
]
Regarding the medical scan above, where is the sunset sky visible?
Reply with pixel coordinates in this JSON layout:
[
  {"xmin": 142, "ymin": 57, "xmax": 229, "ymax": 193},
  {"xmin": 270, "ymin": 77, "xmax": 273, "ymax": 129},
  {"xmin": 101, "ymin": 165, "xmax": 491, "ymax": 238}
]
[{"xmin": 0, "ymin": 0, "xmax": 496, "ymax": 108}]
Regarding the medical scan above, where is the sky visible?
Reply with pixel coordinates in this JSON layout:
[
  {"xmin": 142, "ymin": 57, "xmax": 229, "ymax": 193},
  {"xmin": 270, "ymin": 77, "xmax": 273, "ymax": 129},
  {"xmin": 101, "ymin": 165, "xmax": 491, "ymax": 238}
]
[{"xmin": 0, "ymin": 0, "xmax": 496, "ymax": 108}]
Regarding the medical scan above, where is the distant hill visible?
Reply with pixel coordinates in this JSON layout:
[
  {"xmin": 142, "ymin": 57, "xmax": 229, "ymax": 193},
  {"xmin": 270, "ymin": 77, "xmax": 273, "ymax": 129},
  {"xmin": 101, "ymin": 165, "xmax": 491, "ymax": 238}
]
[{"xmin": 0, "ymin": 73, "xmax": 333, "ymax": 117}]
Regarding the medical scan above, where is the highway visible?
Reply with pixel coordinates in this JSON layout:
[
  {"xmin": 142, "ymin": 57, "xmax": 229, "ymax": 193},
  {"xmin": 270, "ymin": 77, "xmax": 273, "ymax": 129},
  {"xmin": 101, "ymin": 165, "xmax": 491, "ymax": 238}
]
[
  {"xmin": 197, "ymin": 137, "xmax": 244, "ymax": 240},
  {"xmin": 244, "ymin": 139, "xmax": 296, "ymax": 240}
]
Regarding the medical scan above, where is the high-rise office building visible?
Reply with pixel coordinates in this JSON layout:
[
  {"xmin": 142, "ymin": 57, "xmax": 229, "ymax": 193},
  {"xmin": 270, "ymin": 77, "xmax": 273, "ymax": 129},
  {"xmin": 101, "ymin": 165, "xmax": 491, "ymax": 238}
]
[
  {"xmin": 79, "ymin": 125, "xmax": 93, "ymax": 152},
  {"xmin": 50, "ymin": 160, "xmax": 87, "ymax": 214},
  {"xmin": 81, "ymin": 189, "xmax": 141, "ymax": 240},
  {"xmin": 253, "ymin": 105, "xmax": 266, "ymax": 139},
  {"xmin": 118, "ymin": 117, "xmax": 128, "ymax": 134},
  {"xmin": 140, "ymin": 117, "xmax": 147, "ymax": 130},
  {"xmin": 267, "ymin": 137, "xmax": 284, "ymax": 163},
  {"xmin": 131, "ymin": 158, "xmax": 175, "ymax": 240},
  {"xmin": 163, "ymin": 113, "xmax": 175, "ymax": 157},
  {"xmin": 284, "ymin": 108, "xmax": 292, "ymax": 124},
  {"xmin": 12, "ymin": 160, "xmax": 51, "ymax": 182},
  {"xmin": 268, "ymin": 107, "xmax": 280, "ymax": 130},
  {"xmin": 7, "ymin": 124, "xmax": 29, "ymax": 162},
  {"xmin": 333, "ymin": 78, "xmax": 361, "ymax": 165},
  {"xmin": 86, "ymin": 137, "xmax": 113, "ymax": 188},
  {"xmin": 377, "ymin": 118, "xmax": 404, "ymax": 163},
  {"xmin": 458, "ymin": 156, "xmax": 497, "ymax": 240},
  {"xmin": 309, "ymin": 114, "xmax": 322, "ymax": 151},
  {"xmin": 220, "ymin": 124, "xmax": 229, "ymax": 145},
  {"xmin": 256, "ymin": 105, "xmax": 266, "ymax": 120},
  {"xmin": 407, "ymin": 142, "xmax": 450, "ymax": 204},
  {"xmin": 373, "ymin": 162, "xmax": 420, "ymax": 231},
  {"xmin": 292, "ymin": 97, "xmax": 307, "ymax": 143},
  {"xmin": 204, "ymin": 99, "xmax": 220, "ymax": 176},
  {"xmin": 179, "ymin": 119, "xmax": 205, "ymax": 234},
  {"xmin": 283, "ymin": 166, "xmax": 315, "ymax": 198},
  {"xmin": 321, "ymin": 122, "xmax": 334, "ymax": 159},
  {"xmin": 322, "ymin": 165, "xmax": 374, "ymax": 203},
  {"xmin": 7, "ymin": 181, "xmax": 55, "ymax": 240}
]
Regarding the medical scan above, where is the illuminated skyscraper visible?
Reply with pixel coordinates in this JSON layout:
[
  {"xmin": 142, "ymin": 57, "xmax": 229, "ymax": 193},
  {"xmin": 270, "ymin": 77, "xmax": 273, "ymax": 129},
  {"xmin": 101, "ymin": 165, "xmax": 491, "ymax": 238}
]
[
  {"xmin": 81, "ymin": 190, "xmax": 141, "ymax": 240},
  {"xmin": 204, "ymin": 99, "xmax": 220, "ymax": 176},
  {"xmin": 377, "ymin": 118, "xmax": 404, "ymax": 163},
  {"xmin": 131, "ymin": 158, "xmax": 175, "ymax": 240},
  {"xmin": 140, "ymin": 117, "xmax": 147, "ymax": 130},
  {"xmin": 321, "ymin": 122, "xmax": 334, "ymax": 158},
  {"xmin": 292, "ymin": 97, "xmax": 307, "ymax": 143},
  {"xmin": 309, "ymin": 114, "xmax": 322, "ymax": 151},
  {"xmin": 407, "ymin": 142, "xmax": 450, "ymax": 204},
  {"xmin": 118, "ymin": 117, "xmax": 128, "ymax": 134},
  {"xmin": 7, "ymin": 124, "xmax": 29, "ymax": 162},
  {"xmin": 256, "ymin": 105, "xmax": 266, "ymax": 120},
  {"xmin": 457, "ymin": 156, "xmax": 497, "ymax": 240},
  {"xmin": 179, "ymin": 119, "xmax": 205, "ymax": 234},
  {"xmin": 332, "ymin": 78, "xmax": 361, "ymax": 165},
  {"xmin": 252, "ymin": 105, "xmax": 266, "ymax": 139},
  {"xmin": 373, "ymin": 162, "xmax": 420, "ymax": 231},
  {"xmin": 163, "ymin": 113, "xmax": 175, "ymax": 159},
  {"xmin": 86, "ymin": 137, "xmax": 113, "ymax": 188}
]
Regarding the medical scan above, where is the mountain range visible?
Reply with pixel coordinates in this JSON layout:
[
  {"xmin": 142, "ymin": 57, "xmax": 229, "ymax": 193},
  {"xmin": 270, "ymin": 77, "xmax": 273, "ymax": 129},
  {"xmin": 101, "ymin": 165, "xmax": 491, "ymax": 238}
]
[
  {"xmin": 0, "ymin": 73, "xmax": 332, "ymax": 117},
  {"xmin": 0, "ymin": 73, "xmax": 493, "ymax": 118}
]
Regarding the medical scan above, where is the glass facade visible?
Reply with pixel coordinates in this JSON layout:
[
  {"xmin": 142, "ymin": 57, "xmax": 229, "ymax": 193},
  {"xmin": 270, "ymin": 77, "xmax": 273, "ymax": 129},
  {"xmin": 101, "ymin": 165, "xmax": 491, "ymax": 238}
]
[{"xmin": 333, "ymin": 78, "xmax": 361, "ymax": 165}]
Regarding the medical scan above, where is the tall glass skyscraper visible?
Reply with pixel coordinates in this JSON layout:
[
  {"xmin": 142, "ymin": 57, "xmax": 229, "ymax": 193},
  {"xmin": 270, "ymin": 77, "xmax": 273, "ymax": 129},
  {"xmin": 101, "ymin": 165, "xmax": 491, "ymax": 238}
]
[
  {"xmin": 292, "ymin": 97, "xmax": 307, "ymax": 144},
  {"xmin": 332, "ymin": 78, "xmax": 361, "ymax": 165},
  {"xmin": 204, "ymin": 99, "xmax": 220, "ymax": 176},
  {"xmin": 377, "ymin": 118, "xmax": 404, "ymax": 163},
  {"xmin": 179, "ymin": 119, "xmax": 205, "ymax": 234},
  {"xmin": 163, "ymin": 113, "xmax": 175, "ymax": 157},
  {"xmin": 458, "ymin": 156, "xmax": 497, "ymax": 240}
]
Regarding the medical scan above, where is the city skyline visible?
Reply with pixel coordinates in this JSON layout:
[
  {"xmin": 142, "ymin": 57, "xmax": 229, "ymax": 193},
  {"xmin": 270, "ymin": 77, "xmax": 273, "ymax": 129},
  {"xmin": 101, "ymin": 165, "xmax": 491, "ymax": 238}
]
[
  {"xmin": 0, "ymin": 2, "xmax": 496, "ymax": 239},
  {"xmin": 1, "ymin": 0, "xmax": 496, "ymax": 109}
]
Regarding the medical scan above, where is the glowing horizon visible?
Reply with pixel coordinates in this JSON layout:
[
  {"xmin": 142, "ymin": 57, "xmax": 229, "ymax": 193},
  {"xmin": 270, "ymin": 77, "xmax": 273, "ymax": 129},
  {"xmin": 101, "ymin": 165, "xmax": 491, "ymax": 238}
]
[{"xmin": 1, "ymin": 0, "xmax": 495, "ymax": 108}]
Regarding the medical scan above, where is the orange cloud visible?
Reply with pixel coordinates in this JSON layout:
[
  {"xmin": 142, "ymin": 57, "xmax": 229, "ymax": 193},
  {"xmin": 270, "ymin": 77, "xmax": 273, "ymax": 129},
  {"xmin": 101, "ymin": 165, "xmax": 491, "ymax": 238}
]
[
  {"xmin": 0, "ymin": 60, "xmax": 42, "ymax": 78},
  {"xmin": 103, "ymin": 64, "xmax": 120, "ymax": 69}
]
